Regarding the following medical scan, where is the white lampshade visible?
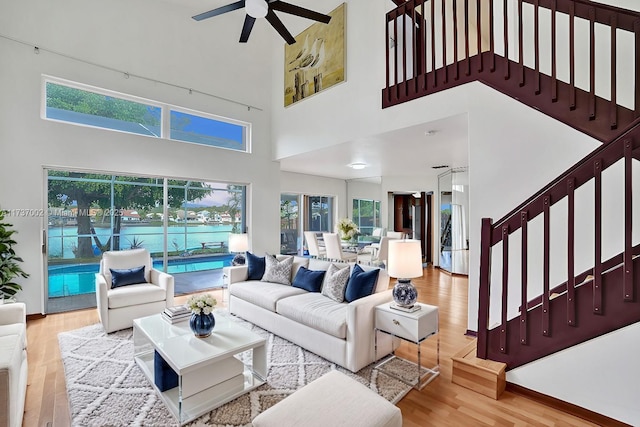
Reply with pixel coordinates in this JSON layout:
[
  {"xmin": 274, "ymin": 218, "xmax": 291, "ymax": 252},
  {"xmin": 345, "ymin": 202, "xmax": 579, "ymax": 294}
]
[
  {"xmin": 229, "ymin": 233, "xmax": 249, "ymax": 252},
  {"xmin": 387, "ymin": 240, "xmax": 423, "ymax": 279},
  {"xmin": 246, "ymin": 0, "xmax": 268, "ymax": 18}
]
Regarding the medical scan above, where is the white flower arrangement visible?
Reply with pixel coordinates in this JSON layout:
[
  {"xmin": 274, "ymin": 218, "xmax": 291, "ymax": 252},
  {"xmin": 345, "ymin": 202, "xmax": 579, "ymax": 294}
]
[
  {"xmin": 337, "ymin": 218, "xmax": 360, "ymax": 241},
  {"xmin": 186, "ymin": 293, "xmax": 217, "ymax": 315}
]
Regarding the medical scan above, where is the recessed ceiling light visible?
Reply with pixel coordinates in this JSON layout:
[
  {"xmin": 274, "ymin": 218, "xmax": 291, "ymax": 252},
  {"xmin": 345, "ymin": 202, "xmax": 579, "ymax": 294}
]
[
  {"xmin": 348, "ymin": 162, "xmax": 367, "ymax": 170},
  {"xmin": 424, "ymin": 130, "xmax": 437, "ymax": 136}
]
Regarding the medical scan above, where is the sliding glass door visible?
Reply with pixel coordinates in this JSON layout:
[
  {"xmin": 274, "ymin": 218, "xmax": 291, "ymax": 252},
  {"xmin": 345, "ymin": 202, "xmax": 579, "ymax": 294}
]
[{"xmin": 46, "ymin": 169, "xmax": 246, "ymax": 313}]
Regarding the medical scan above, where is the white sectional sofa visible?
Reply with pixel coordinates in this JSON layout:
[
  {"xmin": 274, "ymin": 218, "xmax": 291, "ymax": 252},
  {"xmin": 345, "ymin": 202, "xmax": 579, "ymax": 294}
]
[
  {"xmin": 226, "ymin": 256, "xmax": 395, "ymax": 373},
  {"xmin": 0, "ymin": 302, "xmax": 27, "ymax": 427}
]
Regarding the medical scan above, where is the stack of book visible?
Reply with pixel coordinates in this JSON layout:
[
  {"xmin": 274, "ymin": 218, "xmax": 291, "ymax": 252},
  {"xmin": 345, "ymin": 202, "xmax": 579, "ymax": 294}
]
[{"xmin": 162, "ymin": 305, "xmax": 191, "ymax": 324}]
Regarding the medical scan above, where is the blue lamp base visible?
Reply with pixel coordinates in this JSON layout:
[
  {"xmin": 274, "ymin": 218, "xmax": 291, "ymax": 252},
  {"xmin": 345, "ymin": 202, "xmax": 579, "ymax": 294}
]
[{"xmin": 392, "ymin": 279, "xmax": 418, "ymax": 309}]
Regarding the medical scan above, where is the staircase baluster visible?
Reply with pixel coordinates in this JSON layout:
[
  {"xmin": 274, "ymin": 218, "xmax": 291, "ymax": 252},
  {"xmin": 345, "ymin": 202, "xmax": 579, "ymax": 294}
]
[
  {"xmin": 551, "ymin": 0, "xmax": 557, "ymax": 102},
  {"xmin": 503, "ymin": 0, "xmax": 509, "ymax": 79},
  {"xmin": 610, "ymin": 15, "xmax": 618, "ymax": 130},
  {"xmin": 570, "ymin": 3, "xmax": 576, "ymax": 110},
  {"xmin": 413, "ymin": 2, "xmax": 419, "ymax": 95},
  {"xmin": 567, "ymin": 178, "xmax": 576, "ymax": 326},
  {"xmin": 443, "ymin": 0, "xmax": 448, "ymax": 83},
  {"xmin": 490, "ymin": 0, "xmax": 495, "ymax": 72},
  {"xmin": 594, "ymin": 159, "xmax": 603, "ymax": 314},
  {"xmin": 453, "ymin": 0, "xmax": 459, "ymax": 80},
  {"xmin": 394, "ymin": 9, "xmax": 400, "ymax": 100},
  {"xmin": 518, "ymin": 0, "xmax": 524, "ymax": 86},
  {"xmin": 624, "ymin": 140, "xmax": 634, "ymax": 301},
  {"xmin": 477, "ymin": 0, "xmax": 483, "ymax": 72},
  {"xmin": 520, "ymin": 212, "xmax": 528, "ymax": 345},
  {"xmin": 465, "ymin": 0, "xmax": 470, "ymax": 76},
  {"xmin": 501, "ymin": 225, "xmax": 509, "ymax": 353},
  {"xmin": 431, "ymin": 0, "xmax": 437, "ymax": 87},
  {"xmin": 402, "ymin": 4, "xmax": 408, "ymax": 96},
  {"xmin": 589, "ymin": 8, "xmax": 596, "ymax": 120},
  {"xmin": 543, "ymin": 196, "xmax": 551, "ymax": 336},
  {"xmin": 635, "ymin": 20, "xmax": 640, "ymax": 119},
  {"xmin": 534, "ymin": 0, "xmax": 540, "ymax": 95},
  {"xmin": 420, "ymin": 0, "xmax": 427, "ymax": 90}
]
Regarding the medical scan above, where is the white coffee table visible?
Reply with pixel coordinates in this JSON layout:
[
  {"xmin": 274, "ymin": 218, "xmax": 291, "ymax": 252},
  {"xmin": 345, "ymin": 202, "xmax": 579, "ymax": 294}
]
[{"xmin": 133, "ymin": 313, "xmax": 267, "ymax": 425}]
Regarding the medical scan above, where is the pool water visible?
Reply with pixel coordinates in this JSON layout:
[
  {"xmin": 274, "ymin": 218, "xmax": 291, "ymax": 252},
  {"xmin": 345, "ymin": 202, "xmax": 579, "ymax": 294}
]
[{"xmin": 48, "ymin": 255, "xmax": 234, "ymax": 298}]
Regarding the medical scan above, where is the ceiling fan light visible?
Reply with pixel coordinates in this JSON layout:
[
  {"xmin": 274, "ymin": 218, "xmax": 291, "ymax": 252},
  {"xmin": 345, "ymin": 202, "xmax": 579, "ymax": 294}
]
[{"xmin": 246, "ymin": 0, "xmax": 268, "ymax": 18}]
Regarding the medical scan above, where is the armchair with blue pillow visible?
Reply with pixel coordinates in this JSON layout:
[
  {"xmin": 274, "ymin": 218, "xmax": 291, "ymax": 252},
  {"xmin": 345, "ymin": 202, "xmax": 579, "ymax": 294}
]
[{"xmin": 95, "ymin": 248, "xmax": 174, "ymax": 333}]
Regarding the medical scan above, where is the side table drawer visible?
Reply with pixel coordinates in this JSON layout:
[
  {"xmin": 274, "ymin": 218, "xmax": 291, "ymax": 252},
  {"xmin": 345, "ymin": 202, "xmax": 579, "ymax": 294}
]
[{"xmin": 375, "ymin": 306, "xmax": 438, "ymax": 342}]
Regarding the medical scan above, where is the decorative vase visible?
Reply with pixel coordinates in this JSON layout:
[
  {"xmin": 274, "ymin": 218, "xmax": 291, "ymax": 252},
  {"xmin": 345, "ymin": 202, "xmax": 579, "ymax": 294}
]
[
  {"xmin": 392, "ymin": 279, "xmax": 418, "ymax": 308},
  {"xmin": 189, "ymin": 312, "xmax": 215, "ymax": 338}
]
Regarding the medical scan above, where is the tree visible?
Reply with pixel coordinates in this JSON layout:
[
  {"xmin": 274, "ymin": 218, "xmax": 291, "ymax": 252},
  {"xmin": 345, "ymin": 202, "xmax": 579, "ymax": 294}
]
[
  {"xmin": 48, "ymin": 172, "xmax": 213, "ymax": 258},
  {"xmin": 225, "ymin": 185, "xmax": 245, "ymax": 233}
]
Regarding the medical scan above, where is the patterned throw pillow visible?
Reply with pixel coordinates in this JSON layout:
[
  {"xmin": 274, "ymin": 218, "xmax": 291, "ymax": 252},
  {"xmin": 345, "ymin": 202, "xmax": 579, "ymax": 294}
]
[
  {"xmin": 321, "ymin": 263, "xmax": 351, "ymax": 303},
  {"xmin": 261, "ymin": 254, "xmax": 294, "ymax": 285}
]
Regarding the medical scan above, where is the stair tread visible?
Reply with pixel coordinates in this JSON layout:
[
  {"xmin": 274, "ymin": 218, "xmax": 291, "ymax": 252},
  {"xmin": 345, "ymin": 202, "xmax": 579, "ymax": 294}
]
[{"xmin": 452, "ymin": 340, "xmax": 506, "ymax": 375}]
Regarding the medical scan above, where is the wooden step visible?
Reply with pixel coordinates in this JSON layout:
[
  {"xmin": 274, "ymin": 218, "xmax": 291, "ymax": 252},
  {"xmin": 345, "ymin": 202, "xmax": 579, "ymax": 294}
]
[{"xmin": 452, "ymin": 340, "xmax": 506, "ymax": 400}]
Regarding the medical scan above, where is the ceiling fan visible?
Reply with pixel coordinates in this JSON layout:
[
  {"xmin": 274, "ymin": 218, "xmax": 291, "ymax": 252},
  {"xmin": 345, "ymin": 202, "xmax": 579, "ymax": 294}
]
[{"xmin": 192, "ymin": 0, "xmax": 331, "ymax": 45}]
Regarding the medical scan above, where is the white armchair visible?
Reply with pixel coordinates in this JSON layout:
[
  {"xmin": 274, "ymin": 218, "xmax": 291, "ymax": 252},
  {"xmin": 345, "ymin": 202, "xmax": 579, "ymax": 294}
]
[
  {"xmin": 96, "ymin": 249, "xmax": 174, "ymax": 333},
  {"xmin": 0, "ymin": 302, "xmax": 27, "ymax": 427}
]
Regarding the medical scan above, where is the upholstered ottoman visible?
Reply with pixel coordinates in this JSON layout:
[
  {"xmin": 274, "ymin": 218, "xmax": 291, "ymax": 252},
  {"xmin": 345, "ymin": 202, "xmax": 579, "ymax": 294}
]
[{"xmin": 252, "ymin": 370, "xmax": 402, "ymax": 427}]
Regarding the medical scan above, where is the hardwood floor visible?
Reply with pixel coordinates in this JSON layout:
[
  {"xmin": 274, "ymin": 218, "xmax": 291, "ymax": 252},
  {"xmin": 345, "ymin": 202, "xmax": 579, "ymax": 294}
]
[{"xmin": 23, "ymin": 267, "xmax": 597, "ymax": 426}]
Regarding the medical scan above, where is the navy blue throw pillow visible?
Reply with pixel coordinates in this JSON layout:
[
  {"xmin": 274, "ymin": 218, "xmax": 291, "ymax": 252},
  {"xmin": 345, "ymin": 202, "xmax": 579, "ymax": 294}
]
[
  {"xmin": 110, "ymin": 265, "xmax": 146, "ymax": 288},
  {"xmin": 292, "ymin": 267, "xmax": 326, "ymax": 293},
  {"xmin": 246, "ymin": 251, "xmax": 266, "ymax": 280},
  {"xmin": 344, "ymin": 264, "xmax": 380, "ymax": 303}
]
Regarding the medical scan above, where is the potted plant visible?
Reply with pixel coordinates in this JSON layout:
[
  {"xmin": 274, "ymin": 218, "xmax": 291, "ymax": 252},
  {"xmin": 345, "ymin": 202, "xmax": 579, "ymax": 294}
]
[{"xmin": 0, "ymin": 210, "xmax": 29, "ymax": 302}]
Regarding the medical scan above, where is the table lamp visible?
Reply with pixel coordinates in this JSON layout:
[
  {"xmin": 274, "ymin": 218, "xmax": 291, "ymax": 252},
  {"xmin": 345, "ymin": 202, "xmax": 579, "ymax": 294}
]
[
  {"xmin": 387, "ymin": 239, "xmax": 423, "ymax": 312},
  {"xmin": 229, "ymin": 233, "xmax": 249, "ymax": 266}
]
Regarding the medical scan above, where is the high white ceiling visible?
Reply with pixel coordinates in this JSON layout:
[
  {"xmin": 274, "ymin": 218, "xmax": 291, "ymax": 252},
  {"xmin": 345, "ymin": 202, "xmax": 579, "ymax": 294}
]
[{"xmin": 278, "ymin": 113, "xmax": 470, "ymax": 181}]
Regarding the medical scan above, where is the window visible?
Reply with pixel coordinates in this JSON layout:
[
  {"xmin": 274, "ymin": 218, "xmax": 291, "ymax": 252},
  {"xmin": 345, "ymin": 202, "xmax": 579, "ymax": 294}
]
[
  {"xmin": 352, "ymin": 199, "xmax": 381, "ymax": 236},
  {"xmin": 43, "ymin": 77, "xmax": 250, "ymax": 152},
  {"xmin": 45, "ymin": 82, "xmax": 161, "ymax": 136},
  {"xmin": 170, "ymin": 109, "xmax": 247, "ymax": 151}
]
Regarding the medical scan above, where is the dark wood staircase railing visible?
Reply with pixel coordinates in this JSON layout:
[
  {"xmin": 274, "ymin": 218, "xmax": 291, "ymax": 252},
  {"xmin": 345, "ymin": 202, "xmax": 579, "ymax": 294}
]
[
  {"xmin": 384, "ymin": 0, "xmax": 640, "ymax": 370},
  {"xmin": 383, "ymin": 0, "xmax": 640, "ymax": 143},
  {"xmin": 477, "ymin": 125, "xmax": 640, "ymax": 369}
]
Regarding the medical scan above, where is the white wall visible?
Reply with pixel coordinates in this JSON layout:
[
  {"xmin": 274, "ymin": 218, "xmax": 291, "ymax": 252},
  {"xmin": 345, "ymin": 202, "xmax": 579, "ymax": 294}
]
[{"xmin": 0, "ymin": 0, "xmax": 280, "ymax": 314}]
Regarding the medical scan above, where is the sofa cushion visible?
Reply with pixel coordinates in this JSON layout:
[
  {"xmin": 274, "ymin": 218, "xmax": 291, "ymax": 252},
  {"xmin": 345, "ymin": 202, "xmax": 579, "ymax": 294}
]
[
  {"xmin": 230, "ymin": 281, "xmax": 307, "ymax": 312},
  {"xmin": 0, "ymin": 324, "xmax": 26, "ymax": 351},
  {"xmin": 292, "ymin": 267, "xmax": 325, "ymax": 293},
  {"xmin": 307, "ymin": 258, "xmax": 332, "ymax": 272},
  {"xmin": 110, "ymin": 265, "xmax": 146, "ymax": 288},
  {"xmin": 262, "ymin": 254, "xmax": 294, "ymax": 285},
  {"xmin": 344, "ymin": 265, "xmax": 380, "ymax": 303},
  {"xmin": 321, "ymin": 264, "xmax": 351, "ymax": 303},
  {"xmin": 247, "ymin": 252, "xmax": 266, "ymax": 280},
  {"xmin": 107, "ymin": 283, "xmax": 167, "ymax": 309},
  {"xmin": 276, "ymin": 293, "xmax": 348, "ymax": 339}
]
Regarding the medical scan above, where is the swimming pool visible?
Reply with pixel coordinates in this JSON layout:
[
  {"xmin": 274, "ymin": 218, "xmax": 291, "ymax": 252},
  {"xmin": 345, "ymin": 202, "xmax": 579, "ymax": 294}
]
[{"xmin": 48, "ymin": 254, "xmax": 234, "ymax": 298}]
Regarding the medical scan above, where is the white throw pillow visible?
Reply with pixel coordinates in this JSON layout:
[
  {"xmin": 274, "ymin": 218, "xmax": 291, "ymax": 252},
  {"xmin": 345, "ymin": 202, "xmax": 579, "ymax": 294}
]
[
  {"xmin": 261, "ymin": 254, "xmax": 294, "ymax": 285},
  {"xmin": 321, "ymin": 263, "xmax": 351, "ymax": 303}
]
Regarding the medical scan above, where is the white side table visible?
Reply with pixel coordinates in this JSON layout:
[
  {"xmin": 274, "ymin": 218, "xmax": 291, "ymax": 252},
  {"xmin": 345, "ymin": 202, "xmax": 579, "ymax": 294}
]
[{"xmin": 374, "ymin": 302, "xmax": 439, "ymax": 390}]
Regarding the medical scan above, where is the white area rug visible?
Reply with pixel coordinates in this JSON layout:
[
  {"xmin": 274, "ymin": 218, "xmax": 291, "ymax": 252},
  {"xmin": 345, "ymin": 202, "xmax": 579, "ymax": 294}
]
[{"xmin": 58, "ymin": 316, "xmax": 415, "ymax": 426}]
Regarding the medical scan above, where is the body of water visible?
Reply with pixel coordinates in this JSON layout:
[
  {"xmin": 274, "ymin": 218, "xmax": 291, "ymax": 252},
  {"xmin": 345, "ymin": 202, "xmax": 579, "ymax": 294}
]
[
  {"xmin": 48, "ymin": 223, "xmax": 235, "ymax": 259},
  {"xmin": 48, "ymin": 254, "xmax": 234, "ymax": 298}
]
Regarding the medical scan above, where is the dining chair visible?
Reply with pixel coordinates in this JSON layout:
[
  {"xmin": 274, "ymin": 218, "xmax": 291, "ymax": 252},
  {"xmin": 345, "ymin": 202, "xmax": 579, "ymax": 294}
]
[
  {"xmin": 322, "ymin": 233, "xmax": 357, "ymax": 262},
  {"xmin": 304, "ymin": 231, "xmax": 326, "ymax": 258}
]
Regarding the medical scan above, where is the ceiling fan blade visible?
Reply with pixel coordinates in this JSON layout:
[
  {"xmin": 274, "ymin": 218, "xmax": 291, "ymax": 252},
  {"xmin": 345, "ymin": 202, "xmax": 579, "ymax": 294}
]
[
  {"xmin": 269, "ymin": 1, "xmax": 331, "ymax": 24},
  {"xmin": 265, "ymin": 9, "xmax": 296, "ymax": 45},
  {"xmin": 239, "ymin": 15, "xmax": 257, "ymax": 43},
  {"xmin": 192, "ymin": 0, "xmax": 245, "ymax": 21}
]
